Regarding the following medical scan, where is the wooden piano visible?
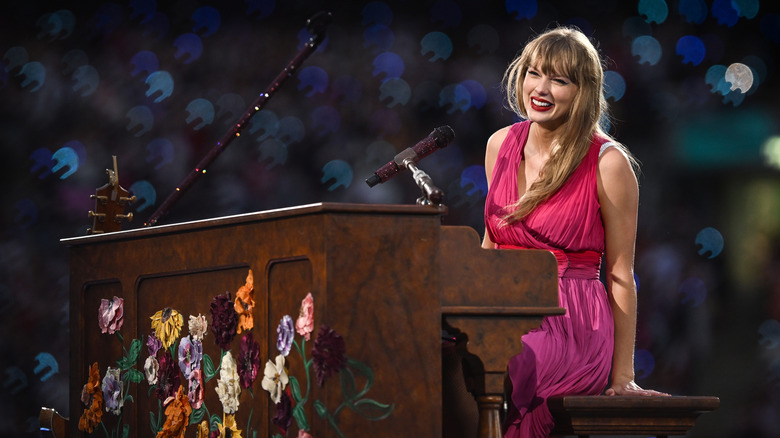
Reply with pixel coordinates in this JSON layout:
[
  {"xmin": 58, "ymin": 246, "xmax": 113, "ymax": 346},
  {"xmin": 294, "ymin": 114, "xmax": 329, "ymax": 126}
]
[{"xmin": 49, "ymin": 203, "xmax": 561, "ymax": 437}]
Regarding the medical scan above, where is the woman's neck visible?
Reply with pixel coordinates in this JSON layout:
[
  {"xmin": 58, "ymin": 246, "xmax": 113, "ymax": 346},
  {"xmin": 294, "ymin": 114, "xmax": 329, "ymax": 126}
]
[{"xmin": 529, "ymin": 122, "xmax": 560, "ymax": 157}]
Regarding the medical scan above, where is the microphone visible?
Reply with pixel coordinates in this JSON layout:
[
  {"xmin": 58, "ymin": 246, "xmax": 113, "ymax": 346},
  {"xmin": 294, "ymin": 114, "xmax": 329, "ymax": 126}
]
[{"xmin": 365, "ymin": 125, "xmax": 455, "ymax": 187}]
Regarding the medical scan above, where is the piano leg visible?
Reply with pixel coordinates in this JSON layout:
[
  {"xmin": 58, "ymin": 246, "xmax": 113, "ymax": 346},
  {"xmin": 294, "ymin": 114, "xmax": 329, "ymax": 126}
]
[
  {"xmin": 442, "ymin": 317, "xmax": 516, "ymax": 438},
  {"xmin": 476, "ymin": 395, "xmax": 503, "ymax": 438}
]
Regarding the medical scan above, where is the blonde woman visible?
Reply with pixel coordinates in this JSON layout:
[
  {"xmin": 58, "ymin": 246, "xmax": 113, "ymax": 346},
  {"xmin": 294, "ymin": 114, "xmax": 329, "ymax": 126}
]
[{"xmin": 482, "ymin": 27, "xmax": 668, "ymax": 437}]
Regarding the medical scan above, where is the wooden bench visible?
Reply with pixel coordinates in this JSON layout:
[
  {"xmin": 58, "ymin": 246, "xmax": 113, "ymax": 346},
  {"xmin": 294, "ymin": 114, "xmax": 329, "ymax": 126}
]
[{"xmin": 548, "ymin": 395, "xmax": 720, "ymax": 437}]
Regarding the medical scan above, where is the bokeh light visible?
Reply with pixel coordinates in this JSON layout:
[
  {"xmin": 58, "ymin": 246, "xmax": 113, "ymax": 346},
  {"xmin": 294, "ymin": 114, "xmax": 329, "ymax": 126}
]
[
  {"xmin": 761, "ymin": 136, "xmax": 780, "ymax": 170},
  {"xmin": 695, "ymin": 227, "xmax": 724, "ymax": 258},
  {"xmin": 678, "ymin": 0, "xmax": 708, "ymax": 24},
  {"xmin": 638, "ymin": 0, "xmax": 669, "ymax": 24},
  {"xmin": 725, "ymin": 62, "xmax": 754, "ymax": 93},
  {"xmin": 631, "ymin": 35, "xmax": 662, "ymax": 65},
  {"xmin": 635, "ymin": 349, "xmax": 656, "ymax": 379},
  {"xmin": 679, "ymin": 277, "xmax": 708, "ymax": 307}
]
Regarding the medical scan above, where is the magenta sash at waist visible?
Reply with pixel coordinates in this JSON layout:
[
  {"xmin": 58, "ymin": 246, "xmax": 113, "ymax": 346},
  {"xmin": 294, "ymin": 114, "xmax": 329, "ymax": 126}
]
[{"xmin": 495, "ymin": 244, "xmax": 602, "ymax": 279}]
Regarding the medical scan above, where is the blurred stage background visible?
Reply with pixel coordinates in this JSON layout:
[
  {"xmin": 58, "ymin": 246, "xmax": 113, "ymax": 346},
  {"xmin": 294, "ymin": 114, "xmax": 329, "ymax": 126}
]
[{"xmin": 1, "ymin": 0, "xmax": 779, "ymax": 436}]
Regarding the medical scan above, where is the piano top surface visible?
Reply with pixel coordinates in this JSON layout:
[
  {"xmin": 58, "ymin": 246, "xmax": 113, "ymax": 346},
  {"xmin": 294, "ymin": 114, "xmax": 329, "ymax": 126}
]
[{"xmin": 62, "ymin": 202, "xmax": 447, "ymax": 246}]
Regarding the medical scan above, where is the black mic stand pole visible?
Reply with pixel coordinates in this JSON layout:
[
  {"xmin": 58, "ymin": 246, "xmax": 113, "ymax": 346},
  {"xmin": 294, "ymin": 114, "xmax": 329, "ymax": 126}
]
[{"xmin": 145, "ymin": 11, "xmax": 333, "ymax": 227}]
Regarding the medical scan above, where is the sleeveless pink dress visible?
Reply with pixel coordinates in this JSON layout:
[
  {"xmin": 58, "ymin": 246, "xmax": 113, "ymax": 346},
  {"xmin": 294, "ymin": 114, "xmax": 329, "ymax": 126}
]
[{"xmin": 484, "ymin": 121, "xmax": 614, "ymax": 437}]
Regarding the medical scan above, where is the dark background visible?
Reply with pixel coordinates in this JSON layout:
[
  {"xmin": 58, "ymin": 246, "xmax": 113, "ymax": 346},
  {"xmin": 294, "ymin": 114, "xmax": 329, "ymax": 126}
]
[{"xmin": 1, "ymin": 0, "xmax": 779, "ymax": 436}]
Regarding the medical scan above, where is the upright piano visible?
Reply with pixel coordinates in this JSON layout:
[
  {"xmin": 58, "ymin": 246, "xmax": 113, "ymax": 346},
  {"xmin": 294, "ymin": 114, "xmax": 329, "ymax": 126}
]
[{"xmin": 51, "ymin": 203, "xmax": 560, "ymax": 438}]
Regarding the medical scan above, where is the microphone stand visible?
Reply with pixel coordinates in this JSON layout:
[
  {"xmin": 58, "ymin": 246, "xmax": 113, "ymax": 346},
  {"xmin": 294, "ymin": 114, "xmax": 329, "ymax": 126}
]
[
  {"xmin": 402, "ymin": 158, "xmax": 444, "ymax": 206},
  {"xmin": 144, "ymin": 11, "xmax": 333, "ymax": 227}
]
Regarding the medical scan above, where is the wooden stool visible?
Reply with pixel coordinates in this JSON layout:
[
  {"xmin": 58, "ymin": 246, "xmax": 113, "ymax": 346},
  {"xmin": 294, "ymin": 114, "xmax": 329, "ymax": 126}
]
[{"xmin": 548, "ymin": 395, "xmax": 719, "ymax": 437}]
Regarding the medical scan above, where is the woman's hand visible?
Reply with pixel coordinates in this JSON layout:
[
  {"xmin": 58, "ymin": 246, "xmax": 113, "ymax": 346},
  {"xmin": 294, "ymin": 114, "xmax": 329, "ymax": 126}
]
[{"xmin": 605, "ymin": 380, "xmax": 670, "ymax": 397}]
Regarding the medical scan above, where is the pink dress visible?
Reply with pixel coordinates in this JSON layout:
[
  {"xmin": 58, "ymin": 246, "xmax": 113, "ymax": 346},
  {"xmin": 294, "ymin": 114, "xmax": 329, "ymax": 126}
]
[{"xmin": 484, "ymin": 121, "xmax": 614, "ymax": 437}]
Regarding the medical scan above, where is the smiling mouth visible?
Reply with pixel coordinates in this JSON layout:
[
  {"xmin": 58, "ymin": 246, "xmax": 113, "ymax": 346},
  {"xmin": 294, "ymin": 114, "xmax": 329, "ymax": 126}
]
[{"xmin": 530, "ymin": 97, "xmax": 552, "ymax": 111}]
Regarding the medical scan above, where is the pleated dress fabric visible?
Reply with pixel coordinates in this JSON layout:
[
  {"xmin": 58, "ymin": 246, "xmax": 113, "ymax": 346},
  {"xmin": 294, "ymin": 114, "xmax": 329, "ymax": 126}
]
[{"xmin": 484, "ymin": 121, "xmax": 614, "ymax": 437}]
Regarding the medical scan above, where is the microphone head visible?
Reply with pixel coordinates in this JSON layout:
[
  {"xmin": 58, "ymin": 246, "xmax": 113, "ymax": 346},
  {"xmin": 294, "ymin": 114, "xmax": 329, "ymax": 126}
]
[{"xmin": 431, "ymin": 125, "xmax": 455, "ymax": 147}]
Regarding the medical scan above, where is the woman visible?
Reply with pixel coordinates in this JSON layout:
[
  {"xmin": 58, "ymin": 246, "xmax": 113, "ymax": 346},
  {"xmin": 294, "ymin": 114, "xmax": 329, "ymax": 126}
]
[{"xmin": 482, "ymin": 27, "xmax": 668, "ymax": 437}]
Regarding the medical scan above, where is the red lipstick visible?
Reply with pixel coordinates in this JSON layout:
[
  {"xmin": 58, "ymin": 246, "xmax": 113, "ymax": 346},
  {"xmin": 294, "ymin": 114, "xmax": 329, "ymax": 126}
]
[{"xmin": 530, "ymin": 97, "xmax": 552, "ymax": 112}]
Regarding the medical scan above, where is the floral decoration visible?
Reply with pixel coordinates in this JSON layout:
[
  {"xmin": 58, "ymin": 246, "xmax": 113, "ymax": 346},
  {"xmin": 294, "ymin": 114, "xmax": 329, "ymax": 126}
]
[
  {"xmin": 272, "ymin": 391, "xmax": 293, "ymax": 434},
  {"xmin": 238, "ymin": 332, "xmax": 261, "ymax": 389},
  {"xmin": 101, "ymin": 367, "xmax": 124, "ymax": 415},
  {"xmin": 151, "ymin": 307, "xmax": 183, "ymax": 349},
  {"xmin": 145, "ymin": 355, "xmax": 160, "ymax": 385},
  {"xmin": 219, "ymin": 413, "xmax": 243, "ymax": 437},
  {"xmin": 81, "ymin": 272, "xmax": 393, "ymax": 437},
  {"xmin": 295, "ymin": 293, "xmax": 314, "ymax": 340},
  {"xmin": 210, "ymin": 291, "xmax": 238, "ymax": 351},
  {"xmin": 262, "ymin": 354, "xmax": 289, "ymax": 404},
  {"xmin": 215, "ymin": 351, "xmax": 241, "ymax": 414},
  {"xmin": 311, "ymin": 325, "xmax": 347, "ymax": 387},
  {"xmin": 188, "ymin": 368, "xmax": 205, "ymax": 410},
  {"xmin": 79, "ymin": 295, "xmax": 144, "ymax": 437},
  {"xmin": 196, "ymin": 420, "xmax": 209, "ymax": 438},
  {"xmin": 234, "ymin": 270, "xmax": 255, "ymax": 334},
  {"xmin": 157, "ymin": 384, "xmax": 192, "ymax": 438},
  {"xmin": 78, "ymin": 362, "xmax": 103, "ymax": 433},
  {"xmin": 156, "ymin": 350, "xmax": 180, "ymax": 401},
  {"xmin": 147, "ymin": 333, "xmax": 163, "ymax": 357},
  {"xmin": 266, "ymin": 293, "xmax": 395, "ymax": 438},
  {"xmin": 178, "ymin": 335, "xmax": 203, "ymax": 380},
  {"xmin": 277, "ymin": 315, "xmax": 295, "ymax": 357},
  {"xmin": 98, "ymin": 296, "xmax": 124, "ymax": 334},
  {"xmin": 189, "ymin": 314, "xmax": 208, "ymax": 341}
]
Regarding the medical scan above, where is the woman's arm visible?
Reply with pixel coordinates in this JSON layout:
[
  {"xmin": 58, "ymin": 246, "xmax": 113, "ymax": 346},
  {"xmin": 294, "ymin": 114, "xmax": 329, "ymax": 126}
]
[
  {"xmin": 597, "ymin": 146, "xmax": 668, "ymax": 396},
  {"xmin": 481, "ymin": 127, "xmax": 510, "ymax": 249}
]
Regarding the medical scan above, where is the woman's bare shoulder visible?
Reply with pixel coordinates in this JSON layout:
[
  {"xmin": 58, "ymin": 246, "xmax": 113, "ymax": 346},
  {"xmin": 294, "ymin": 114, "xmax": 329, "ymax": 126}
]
[{"xmin": 487, "ymin": 125, "xmax": 513, "ymax": 152}]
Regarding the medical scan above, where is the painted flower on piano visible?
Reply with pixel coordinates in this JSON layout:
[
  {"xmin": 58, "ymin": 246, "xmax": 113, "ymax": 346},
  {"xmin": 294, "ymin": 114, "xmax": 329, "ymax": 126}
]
[
  {"xmin": 151, "ymin": 307, "xmax": 184, "ymax": 349},
  {"xmin": 296, "ymin": 292, "xmax": 314, "ymax": 340},
  {"xmin": 210, "ymin": 291, "xmax": 239, "ymax": 350},
  {"xmin": 102, "ymin": 367, "xmax": 124, "ymax": 415},
  {"xmin": 98, "ymin": 296, "xmax": 124, "ymax": 334},
  {"xmin": 158, "ymin": 384, "xmax": 192, "ymax": 438},
  {"xmin": 188, "ymin": 313, "xmax": 208, "ymax": 341},
  {"xmin": 177, "ymin": 335, "xmax": 202, "ymax": 380},
  {"xmin": 272, "ymin": 391, "xmax": 293, "ymax": 434},
  {"xmin": 156, "ymin": 350, "xmax": 180, "ymax": 401},
  {"xmin": 215, "ymin": 351, "xmax": 241, "ymax": 414},
  {"xmin": 238, "ymin": 331, "xmax": 261, "ymax": 389},
  {"xmin": 311, "ymin": 325, "xmax": 347, "ymax": 387},
  {"xmin": 234, "ymin": 269, "xmax": 255, "ymax": 334},
  {"xmin": 147, "ymin": 333, "xmax": 163, "ymax": 356},
  {"xmin": 188, "ymin": 368, "xmax": 204, "ymax": 410},
  {"xmin": 78, "ymin": 361, "xmax": 104, "ymax": 433},
  {"xmin": 262, "ymin": 354, "xmax": 289, "ymax": 404},
  {"xmin": 269, "ymin": 293, "xmax": 394, "ymax": 438},
  {"xmin": 145, "ymin": 355, "xmax": 159, "ymax": 385},
  {"xmin": 277, "ymin": 314, "xmax": 295, "ymax": 356},
  {"xmin": 196, "ymin": 420, "xmax": 209, "ymax": 438},
  {"xmin": 218, "ymin": 413, "xmax": 242, "ymax": 437}
]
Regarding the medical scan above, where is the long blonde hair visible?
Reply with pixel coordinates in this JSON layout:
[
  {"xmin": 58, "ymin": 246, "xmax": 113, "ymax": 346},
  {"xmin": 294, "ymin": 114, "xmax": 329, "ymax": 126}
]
[{"xmin": 501, "ymin": 26, "xmax": 635, "ymax": 223}]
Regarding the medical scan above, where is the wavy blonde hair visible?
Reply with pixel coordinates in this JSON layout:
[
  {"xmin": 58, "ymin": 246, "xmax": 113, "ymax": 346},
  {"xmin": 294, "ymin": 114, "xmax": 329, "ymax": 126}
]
[{"xmin": 501, "ymin": 26, "xmax": 635, "ymax": 223}]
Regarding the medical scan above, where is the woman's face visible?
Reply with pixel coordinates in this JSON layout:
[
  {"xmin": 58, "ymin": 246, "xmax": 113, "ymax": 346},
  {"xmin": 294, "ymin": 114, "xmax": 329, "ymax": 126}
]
[{"xmin": 522, "ymin": 64, "xmax": 579, "ymax": 131}]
